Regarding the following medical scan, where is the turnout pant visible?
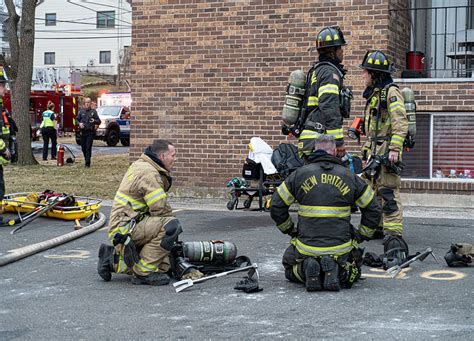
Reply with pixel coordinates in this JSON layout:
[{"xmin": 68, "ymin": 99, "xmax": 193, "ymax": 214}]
[
  {"xmin": 41, "ymin": 127, "xmax": 57, "ymax": 160},
  {"xmin": 80, "ymin": 131, "xmax": 94, "ymax": 166},
  {"xmin": 282, "ymin": 244, "xmax": 355, "ymax": 287},
  {"xmin": 114, "ymin": 216, "xmax": 180, "ymax": 277},
  {"xmin": 372, "ymin": 166, "xmax": 404, "ymax": 236}
]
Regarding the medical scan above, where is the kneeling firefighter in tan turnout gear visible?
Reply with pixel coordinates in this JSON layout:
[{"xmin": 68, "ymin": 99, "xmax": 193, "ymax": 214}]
[
  {"xmin": 97, "ymin": 139, "xmax": 193, "ymax": 285},
  {"xmin": 359, "ymin": 50, "xmax": 410, "ymax": 263},
  {"xmin": 282, "ymin": 26, "xmax": 352, "ymax": 160},
  {"xmin": 270, "ymin": 135, "xmax": 381, "ymax": 291}
]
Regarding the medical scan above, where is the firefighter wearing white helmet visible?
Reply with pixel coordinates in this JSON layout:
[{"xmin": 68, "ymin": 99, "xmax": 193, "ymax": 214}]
[
  {"xmin": 297, "ymin": 26, "xmax": 352, "ymax": 160},
  {"xmin": 359, "ymin": 50, "xmax": 409, "ymax": 260}
]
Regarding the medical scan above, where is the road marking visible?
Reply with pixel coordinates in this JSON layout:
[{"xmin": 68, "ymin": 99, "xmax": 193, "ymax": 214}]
[
  {"xmin": 363, "ymin": 267, "xmax": 412, "ymax": 279},
  {"xmin": 44, "ymin": 250, "xmax": 90, "ymax": 259},
  {"xmin": 420, "ymin": 269, "xmax": 466, "ymax": 281}
]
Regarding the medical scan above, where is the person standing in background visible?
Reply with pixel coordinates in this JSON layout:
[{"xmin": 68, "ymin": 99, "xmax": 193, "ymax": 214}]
[
  {"xmin": 76, "ymin": 97, "xmax": 101, "ymax": 167},
  {"xmin": 40, "ymin": 101, "xmax": 57, "ymax": 161}
]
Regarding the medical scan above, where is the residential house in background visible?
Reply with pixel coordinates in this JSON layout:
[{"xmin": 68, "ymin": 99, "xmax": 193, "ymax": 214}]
[
  {"xmin": 0, "ymin": 12, "xmax": 9, "ymax": 57},
  {"xmin": 34, "ymin": 0, "xmax": 131, "ymax": 77}
]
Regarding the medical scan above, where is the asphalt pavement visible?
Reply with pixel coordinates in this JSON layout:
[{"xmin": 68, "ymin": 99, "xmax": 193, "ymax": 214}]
[
  {"xmin": 0, "ymin": 204, "xmax": 473, "ymax": 340},
  {"xmin": 31, "ymin": 140, "xmax": 128, "ymax": 157}
]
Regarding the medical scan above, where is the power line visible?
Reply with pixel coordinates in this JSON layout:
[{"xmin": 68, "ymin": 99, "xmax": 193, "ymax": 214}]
[
  {"xmin": 35, "ymin": 17, "xmax": 131, "ymax": 28},
  {"xmin": 80, "ymin": 0, "xmax": 132, "ymax": 14},
  {"xmin": 66, "ymin": 0, "xmax": 132, "ymax": 26},
  {"xmin": 36, "ymin": 35, "xmax": 131, "ymax": 40},
  {"xmin": 36, "ymin": 29, "xmax": 130, "ymax": 34}
]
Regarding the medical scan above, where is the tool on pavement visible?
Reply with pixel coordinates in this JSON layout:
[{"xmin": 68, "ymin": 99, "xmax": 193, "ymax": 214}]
[
  {"xmin": 386, "ymin": 247, "xmax": 439, "ymax": 278},
  {"xmin": 173, "ymin": 263, "xmax": 259, "ymax": 293}
]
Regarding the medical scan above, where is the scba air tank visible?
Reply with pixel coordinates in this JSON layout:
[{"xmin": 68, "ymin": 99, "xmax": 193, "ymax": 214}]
[
  {"xmin": 282, "ymin": 69, "xmax": 306, "ymax": 125},
  {"xmin": 183, "ymin": 241, "xmax": 237, "ymax": 264},
  {"xmin": 401, "ymin": 87, "xmax": 416, "ymax": 138}
]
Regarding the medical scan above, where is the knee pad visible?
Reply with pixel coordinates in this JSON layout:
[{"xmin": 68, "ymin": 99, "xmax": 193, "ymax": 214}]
[
  {"xmin": 161, "ymin": 219, "xmax": 183, "ymax": 251},
  {"xmin": 378, "ymin": 188, "xmax": 398, "ymax": 214}
]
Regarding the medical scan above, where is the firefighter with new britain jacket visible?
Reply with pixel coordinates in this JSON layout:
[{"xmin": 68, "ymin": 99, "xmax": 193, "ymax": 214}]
[
  {"xmin": 360, "ymin": 50, "xmax": 408, "ymax": 241},
  {"xmin": 298, "ymin": 26, "xmax": 352, "ymax": 160},
  {"xmin": 270, "ymin": 135, "xmax": 381, "ymax": 292}
]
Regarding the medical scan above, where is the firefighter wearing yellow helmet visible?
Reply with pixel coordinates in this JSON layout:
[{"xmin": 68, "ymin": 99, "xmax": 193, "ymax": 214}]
[
  {"xmin": 298, "ymin": 26, "xmax": 352, "ymax": 160},
  {"xmin": 0, "ymin": 67, "xmax": 10, "ymax": 219},
  {"xmin": 359, "ymin": 50, "xmax": 408, "ymax": 250}
]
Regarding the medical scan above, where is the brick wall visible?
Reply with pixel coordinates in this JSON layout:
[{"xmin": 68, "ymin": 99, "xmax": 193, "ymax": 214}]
[
  {"xmin": 131, "ymin": 0, "xmax": 396, "ymax": 195},
  {"xmin": 387, "ymin": 0, "xmax": 410, "ymax": 76}
]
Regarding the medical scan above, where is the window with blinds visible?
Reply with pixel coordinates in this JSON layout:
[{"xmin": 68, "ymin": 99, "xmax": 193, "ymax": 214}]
[
  {"xmin": 432, "ymin": 114, "xmax": 474, "ymax": 179},
  {"xmin": 402, "ymin": 113, "xmax": 474, "ymax": 180}
]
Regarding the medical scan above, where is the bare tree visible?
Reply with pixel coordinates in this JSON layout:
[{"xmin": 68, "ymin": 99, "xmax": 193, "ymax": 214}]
[{"xmin": 1, "ymin": 0, "xmax": 37, "ymax": 165}]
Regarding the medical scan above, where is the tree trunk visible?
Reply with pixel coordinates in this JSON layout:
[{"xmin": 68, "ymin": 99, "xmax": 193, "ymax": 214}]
[{"xmin": 5, "ymin": 0, "xmax": 37, "ymax": 165}]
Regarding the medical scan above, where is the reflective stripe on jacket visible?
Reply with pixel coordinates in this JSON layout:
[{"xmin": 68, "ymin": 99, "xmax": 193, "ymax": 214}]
[
  {"xmin": 362, "ymin": 85, "xmax": 408, "ymax": 154},
  {"xmin": 108, "ymin": 154, "xmax": 174, "ymax": 240},
  {"xmin": 304, "ymin": 62, "xmax": 344, "ymax": 144},
  {"xmin": 270, "ymin": 154, "xmax": 381, "ymax": 256}
]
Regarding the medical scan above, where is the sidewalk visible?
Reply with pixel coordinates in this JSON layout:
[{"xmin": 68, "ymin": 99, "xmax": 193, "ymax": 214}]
[{"xmin": 103, "ymin": 193, "xmax": 474, "ymax": 220}]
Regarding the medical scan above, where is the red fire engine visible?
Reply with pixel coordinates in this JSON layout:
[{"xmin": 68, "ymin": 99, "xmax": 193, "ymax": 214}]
[{"xmin": 2, "ymin": 68, "xmax": 81, "ymax": 138}]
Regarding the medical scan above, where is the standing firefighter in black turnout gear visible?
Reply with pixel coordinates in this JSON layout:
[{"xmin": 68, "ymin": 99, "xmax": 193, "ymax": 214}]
[
  {"xmin": 270, "ymin": 135, "xmax": 381, "ymax": 292},
  {"xmin": 290, "ymin": 26, "xmax": 352, "ymax": 160},
  {"xmin": 359, "ymin": 50, "xmax": 410, "ymax": 262}
]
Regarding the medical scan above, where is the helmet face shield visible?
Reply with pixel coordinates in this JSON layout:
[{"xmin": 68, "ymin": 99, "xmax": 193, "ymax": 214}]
[
  {"xmin": 360, "ymin": 50, "xmax": 395, "ymax": 74},
  {"xmin": 315, "ymin": 26, "xmax": 347, "ymax": 50}
]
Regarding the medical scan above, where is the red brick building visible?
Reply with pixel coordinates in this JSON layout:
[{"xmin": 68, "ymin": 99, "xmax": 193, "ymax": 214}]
[{"xmin": 131, "ymin": 0, "xmax": 474, "ymax": 197}]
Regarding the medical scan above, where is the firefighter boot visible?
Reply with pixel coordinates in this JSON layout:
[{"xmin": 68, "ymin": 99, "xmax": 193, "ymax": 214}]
[
  {"xmin": 302, "ymin": 257, "xmax": 322, "ymax": 292},
  {"xmin": 321, "ymin": 256, "xmax": 340, "ymax": 291},
  {"xmin": 131, "ymin": 272, "xmax": 171, "ymax": 286},
  {"xmin": 97, "ymin": 243, "xmax": 115, "ymax": 282}
]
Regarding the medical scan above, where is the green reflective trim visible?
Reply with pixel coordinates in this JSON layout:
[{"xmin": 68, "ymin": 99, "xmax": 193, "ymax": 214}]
[
  {"xmin": 114, "ymin": 191, "xmax": 146, "ymax": 210},
  {"xmin": 391, "ymin": 134, "xmax": 405, "ymax": 147},
  {"xmin": 298, "ymin": 205, "xmax": 351, "ymax": 218},
  {"xmin": 277, "ymin": 216, "xmax": 293, "ymax": 233},
  {"xmin": 358, "ymin": 224, "xmax": 375, "ymax": 238},
  {"xmin": 356, "ymin": 186, "xmax": 374, "ymax": 208},
  {"xmin": 117, "ymin": 257, "xmax": 128, "ymax": 274},
  {"xmin": 311, "ymin": 71, "xmax": 317, "ymax": 85},
  {"xmin": 388, "ymin": 102, "xmax": 405, "ymax": 112},
  {"xmin": 135, "ymin": 259, "xmax": 157, "ymax": 273},
  {"xmin": 326, "ymin": 128, "xmax": 343, "ymax": 139},
  {"xmin": 307, "ymin": 96, "xmax": 319, "ymax": 106},
  {"xmin": 0, "ymin": 140, "xmax": 5, "ymax": 150},
  {"xmin": 144, "ymin": 187, "xmax": 167, "ymax": 206},
  {"xmin": 277, "ymin": 183, "xmax": 295, "ymax": 207},
  {"xmin": 295, "ymin": 239, "xmax": 356, "ymax": 257},
  {"xmin": 318, "ymin": 84, "xmax": 339, "ymax": 97},
  {"xmin": 384, "ymin": 226, "xmax": 403, "ymax": 234},
  {"xmin": 108, "ymin": 224, "xmax": 131, "ymax": 240},
  {"xmin": 300, "ymin": 130, "xmax": 321, "ymax": 140},
  {"xmin": 292, "ymin": 264, "xmax": 304, "ymax": 283}
]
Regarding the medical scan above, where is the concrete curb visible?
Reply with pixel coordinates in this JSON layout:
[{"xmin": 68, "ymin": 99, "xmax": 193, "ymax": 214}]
[{"xmin": 101, "ymin": 195, "xmax": 474, "ymax": 220}]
